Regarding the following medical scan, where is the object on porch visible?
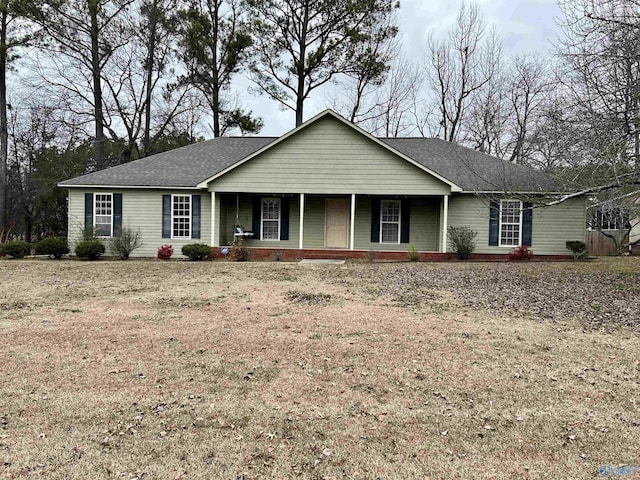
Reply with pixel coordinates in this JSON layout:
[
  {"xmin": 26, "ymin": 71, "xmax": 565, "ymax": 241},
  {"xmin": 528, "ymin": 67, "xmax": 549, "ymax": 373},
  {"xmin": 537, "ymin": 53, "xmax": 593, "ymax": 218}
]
[{"xmin": 233, "ymin": 224, "xmax": 254, "ymax": 242}]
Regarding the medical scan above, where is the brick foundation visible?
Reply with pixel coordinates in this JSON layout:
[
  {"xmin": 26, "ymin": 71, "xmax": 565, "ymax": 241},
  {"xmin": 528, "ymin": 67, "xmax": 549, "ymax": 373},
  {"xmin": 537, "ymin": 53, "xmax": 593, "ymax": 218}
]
[{"xmin": 209, "ymin": 247, "xmax": 573, "ymax": 262}]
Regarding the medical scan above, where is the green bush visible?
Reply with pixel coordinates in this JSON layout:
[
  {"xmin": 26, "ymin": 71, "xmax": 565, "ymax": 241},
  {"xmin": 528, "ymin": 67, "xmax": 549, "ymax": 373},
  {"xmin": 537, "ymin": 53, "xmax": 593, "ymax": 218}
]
[
  {"xmin": 566, "ymin": 240, "xmax": 588, "ymax": 260},
  {"xmin": 448, "ymin": 226, "xmax": 477, "ymax": 260},
  {"xmin": 75, "ymin": 240, "xmax": 106, "ymax": 260},
  {"xmin": 181, "ymin": 243, "xmax": 211, "ymax": 261},
  {"xmin": 109, "ymin": 228, "xmax": 142, "ymax": 260},
  {"xmin": 1, "ymin": 240, "xmax": 32, "ymax": 259},
  {"xmin": 34, "ymin": 237, "xmax": 69, "ymax": 259}
]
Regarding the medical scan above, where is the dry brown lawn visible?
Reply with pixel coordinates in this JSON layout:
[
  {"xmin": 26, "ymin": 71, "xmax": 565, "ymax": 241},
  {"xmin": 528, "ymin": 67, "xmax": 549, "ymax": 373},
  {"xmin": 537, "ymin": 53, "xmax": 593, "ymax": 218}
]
[{"xmin": 0, "ymin": 257, "xmax": 639, "ymax": 479}]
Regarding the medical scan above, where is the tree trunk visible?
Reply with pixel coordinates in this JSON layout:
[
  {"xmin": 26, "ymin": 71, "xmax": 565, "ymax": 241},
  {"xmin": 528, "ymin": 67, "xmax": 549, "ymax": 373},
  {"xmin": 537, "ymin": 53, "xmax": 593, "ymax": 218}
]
[
  {"xmin": 295, "ymin": 2, "xmax": 309, "ymax": 127},
  {"xmin": 143, "ymin": 1, "xmax": 158, "ymax": 155},
  {"xmin": 0, "ymin": 7, "xmax": 8, "ymax": 232},
  {"xmin": 89, "ymin": 0, "xmax": 106, "ymax": 170},
  {"xmin": 212, "ymin": 0, "xmax": 220, "ymax": 137}
]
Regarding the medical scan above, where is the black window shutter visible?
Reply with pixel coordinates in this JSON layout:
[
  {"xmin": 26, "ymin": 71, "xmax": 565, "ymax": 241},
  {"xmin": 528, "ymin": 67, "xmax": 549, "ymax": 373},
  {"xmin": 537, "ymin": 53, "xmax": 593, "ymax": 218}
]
[
  {"xmin": 191, "ymin": 195, "xmax": 201, "ymax": 239},
  {"xmin": 113, "ymin": 193, "xmax": 122, "ymax": 236},
  {"xmin": 522, "ymin": 202, "xmax": 533, "ymax": 246},
  {"xmin": 162, "ymin": 195, "xmax": 171, "ymax": 238},
  {"xmin": 370, "ymin": 198, "xmax": 381, "ymax": 243},
  {"xmin": 84, "ymin": 193, "xmax": 93, "ymax": 233},
  {"xmin": 400, "ymin": 199, "xmax": 411, "ymax": 243},
  {"xmin": 252, "ymin": 197, "xmax": 261, "ymax": 239},
  {"xmin": 280, "ymin": 198, "xmax": 290, "ymax": 240},
  {"xmin": 489, "ymin": 200, "xmax": 499, "ymax": 246}
]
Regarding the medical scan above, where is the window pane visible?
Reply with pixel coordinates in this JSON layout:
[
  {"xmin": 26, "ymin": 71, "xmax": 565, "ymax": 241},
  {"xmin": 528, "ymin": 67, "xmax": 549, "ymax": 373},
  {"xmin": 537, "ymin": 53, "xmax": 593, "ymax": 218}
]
[
  {"xmin": 380, "ymin": 200, "xmax": 400, "ymax": 243},
  {"xmin": 500, "ymin": 224, "xmax": 520, "ymax": 246},
  {"xmin": 499, "ymin": 200, "xmax": 521, "ymax": 246},
  {"xmin": 95, "ymin": 223, "xmax": 111, "ymax": 237},
  {"xmin": 262, "ymin": 198, "xmax": 280, "ymax": 220},
  {"xmin": 263, "ymin": 220, "xmax": 279, "ymax": 240},
  {"xmin": 261, "ymin": 198, "xmax": 281, "ymax": 240},
  {"xmin": 382, "ymin": 201, "xmax": 399, "ymax": 222},
  {"xmin": 381, "ymin": 223, "xmax": 399, "ymax": 243},
  {"xmin": 172, "ymin": 195, "xmax": 191, "ymax": 238},
  {"xmin": 94, "ymin": 194, "xmax": 112, "ymax": 237}
]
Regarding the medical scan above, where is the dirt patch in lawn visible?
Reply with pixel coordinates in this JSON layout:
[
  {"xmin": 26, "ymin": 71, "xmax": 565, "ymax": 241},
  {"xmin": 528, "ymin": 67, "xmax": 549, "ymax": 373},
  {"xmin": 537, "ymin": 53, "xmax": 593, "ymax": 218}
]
[{"xmin": 0, "ymin": 258, "xmax": 638, "ymax": 479}]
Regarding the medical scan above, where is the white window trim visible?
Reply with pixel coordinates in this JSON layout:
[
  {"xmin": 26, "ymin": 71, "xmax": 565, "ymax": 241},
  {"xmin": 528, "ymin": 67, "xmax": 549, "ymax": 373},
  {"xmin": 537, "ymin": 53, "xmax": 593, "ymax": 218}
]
[
  {"xmin": 380, "ymin": 199, "xmax": 401, "ymax": 244},
  {"xmin": 171, "ymin": 194, "xmax": 192, "ymax": 240},
  {"xmin": 499, "ymin": 199, "xmax": 523, "ymax": 247},
  {"xmin": 93, "ymin": 192, "xmax": 113, "ymax": 238},
  {"xmin": 260, "ymin": 197, "xmax": 281, "ymax": 241}
]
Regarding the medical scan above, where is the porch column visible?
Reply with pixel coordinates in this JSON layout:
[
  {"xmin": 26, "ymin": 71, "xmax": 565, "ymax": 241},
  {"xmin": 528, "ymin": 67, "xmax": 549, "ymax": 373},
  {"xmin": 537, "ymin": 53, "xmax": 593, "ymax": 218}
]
[
  {"xmin": 440, "ymin": 194, "xmax": 449, "ymax": 253},
  {"xmin": 210, "ymin": 191, "xmax": 217, "ymax": 247},
  {"xmin": 299, "ymin": 193, "xmax": 305, "ymax": 249},
  {"xmin": 350, "ymin": 194, "xmax": 356, "ymax": 250}
]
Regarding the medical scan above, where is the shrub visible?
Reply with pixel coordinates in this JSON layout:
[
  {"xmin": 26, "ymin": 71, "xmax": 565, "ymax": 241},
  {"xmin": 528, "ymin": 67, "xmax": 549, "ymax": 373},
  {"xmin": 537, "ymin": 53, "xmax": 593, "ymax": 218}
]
[
  {"xmin": 228, "ymin": 243, "xmax": 250, "ymax": 262},
  {"xmin": 566, "ymin": 240, "xmax": 589, "ymax": 260},
  {"xmin": 1, "ymin": 240, "xmax": 31, "ymax": 259},
  {"xmin": 109, "ymin": 228, "xmax": 142, "ymax": 260},
  {"xmin": 448, "ymin": 226, "xmax": 477, "ymax": 260},
  {"xmin": 75, "ymin": 240, "xmax": 105, "ymax": 260},
  {"xmin": 508, "ymin": 245, "xmax": 533, "ymax": 261},
  {"xmin": 157, "ymin": 244, "xmax": 173, "ymax": 260},
  {"xmin": 34, "ymin": 237, "xmax": 69, "ymax": 259},
  {"xmin": 407, "ymin": 243, "xmax": 419, "ymax": 262},
  {"xmin": 271, "ymin": 249, "xmax": 285, "ymax": 262},
  {"xmin": 181, "ymin": 243, "xmax": 211, "ymax": 261}
]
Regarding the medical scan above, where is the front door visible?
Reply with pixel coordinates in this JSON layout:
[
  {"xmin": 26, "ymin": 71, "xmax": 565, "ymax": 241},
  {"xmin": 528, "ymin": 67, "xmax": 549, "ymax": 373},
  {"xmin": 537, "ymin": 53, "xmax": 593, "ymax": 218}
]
[{"xmin": 325, "ymin": 198, "xmax": 350, "ymax": 248}]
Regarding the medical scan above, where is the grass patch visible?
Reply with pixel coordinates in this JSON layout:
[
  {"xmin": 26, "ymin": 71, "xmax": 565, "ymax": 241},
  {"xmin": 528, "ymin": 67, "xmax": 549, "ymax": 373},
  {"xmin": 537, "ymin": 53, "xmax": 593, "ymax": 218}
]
[{"xmin": 0, "ymin": 258, "xmax": 638, "ymax": 478}]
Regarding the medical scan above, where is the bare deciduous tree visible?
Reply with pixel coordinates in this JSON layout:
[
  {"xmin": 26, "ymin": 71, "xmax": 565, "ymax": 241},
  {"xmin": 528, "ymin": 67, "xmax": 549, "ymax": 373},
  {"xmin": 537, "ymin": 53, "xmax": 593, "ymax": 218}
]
[{"xmin": 424, "ymin": 2, "xmax": 498, "ymax": 143}]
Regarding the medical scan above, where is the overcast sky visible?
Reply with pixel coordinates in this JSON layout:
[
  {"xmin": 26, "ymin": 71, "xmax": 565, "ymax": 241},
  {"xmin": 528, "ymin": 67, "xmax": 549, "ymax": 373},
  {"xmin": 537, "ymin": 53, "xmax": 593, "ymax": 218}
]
[{"xmin": 250, "ymin": 0, "xmax": 564, "ymax": 136}]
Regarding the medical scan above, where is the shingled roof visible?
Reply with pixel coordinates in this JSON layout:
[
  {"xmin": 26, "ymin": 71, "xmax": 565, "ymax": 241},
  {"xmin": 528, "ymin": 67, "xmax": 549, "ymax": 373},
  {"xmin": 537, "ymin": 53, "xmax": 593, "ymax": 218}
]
[
  {"xmin": 382, "ymin": 138, "xmax": 561, "ymax": 192},
  {"xmin": 59, "ymin": 137, "xmax": 276, "ymax": 188},
  {"xmin": 59, "ymin": 111, "xmax": 562, "ymax": 193}
]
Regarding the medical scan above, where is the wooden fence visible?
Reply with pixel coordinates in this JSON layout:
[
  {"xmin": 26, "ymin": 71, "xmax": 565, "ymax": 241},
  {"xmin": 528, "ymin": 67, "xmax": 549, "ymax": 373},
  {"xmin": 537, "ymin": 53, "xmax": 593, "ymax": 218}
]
[{"xmin": 586, "ymin": 230, "xmax": 624, "ymax": 256}]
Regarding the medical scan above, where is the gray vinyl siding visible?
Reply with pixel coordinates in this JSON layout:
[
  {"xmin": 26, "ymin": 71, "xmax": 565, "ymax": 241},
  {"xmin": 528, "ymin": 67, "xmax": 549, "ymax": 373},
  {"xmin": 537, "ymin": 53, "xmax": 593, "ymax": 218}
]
[
  {"xmin": 68, "ymin": 188, "xmax": 211, "ymax": 258},
  {"xmin": 207, "ymin": 116, "xmax": 451, "ymax": 195},
  {"xmin": 302, "ymin": 196, "xmax": 327, "ymax": 249},
  {"xmin": 448, "ymin": 194, "xmax": 586, "ymax": 255}
]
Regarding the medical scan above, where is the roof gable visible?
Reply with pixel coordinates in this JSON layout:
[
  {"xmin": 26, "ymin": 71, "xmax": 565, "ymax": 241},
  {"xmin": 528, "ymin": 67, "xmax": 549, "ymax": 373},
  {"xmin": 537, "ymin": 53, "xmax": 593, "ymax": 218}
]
[
  {"xmin": 197, "ymin": 110, "xmax": 461, "ymax": 191},
  {"xmin": 204, "ymin": 114, "xmax": 454, "ymax": 195}
]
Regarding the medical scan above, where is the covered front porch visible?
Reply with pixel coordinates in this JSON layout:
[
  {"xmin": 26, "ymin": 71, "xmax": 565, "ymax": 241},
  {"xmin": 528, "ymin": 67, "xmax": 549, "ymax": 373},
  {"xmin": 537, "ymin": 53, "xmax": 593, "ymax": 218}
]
[{"xmin": 208, "ymin": 193, "xmax": 451, "ymax": 255}]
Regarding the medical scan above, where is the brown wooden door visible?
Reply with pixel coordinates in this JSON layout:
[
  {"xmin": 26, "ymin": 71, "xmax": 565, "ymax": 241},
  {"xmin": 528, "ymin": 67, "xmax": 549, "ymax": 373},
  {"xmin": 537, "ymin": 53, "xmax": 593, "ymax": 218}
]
[{"xmin": 325, "ymin": 198, "xmax": 350, "ymax": 248}]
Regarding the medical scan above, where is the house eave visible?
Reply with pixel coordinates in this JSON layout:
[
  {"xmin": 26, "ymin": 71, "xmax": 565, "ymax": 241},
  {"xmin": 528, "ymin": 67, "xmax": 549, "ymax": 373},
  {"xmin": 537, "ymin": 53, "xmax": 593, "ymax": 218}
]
[
  {"xmin": 460, "ymin": 190, "xmax": 573, "ymax": 195},
  {"xmin": 57, "ymin": 183, "xmax": 204, "ymax": 190}
]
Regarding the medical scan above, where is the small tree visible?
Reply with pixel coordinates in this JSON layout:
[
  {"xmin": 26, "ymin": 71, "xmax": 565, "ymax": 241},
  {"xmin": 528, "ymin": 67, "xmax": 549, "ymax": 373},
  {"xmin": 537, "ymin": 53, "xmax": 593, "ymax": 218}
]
[
  {"xmin": 448, "ymin": 226, "xmax": 477, "ymax": 260},
  {"xmin": 566, "ymin": 240, "xmax": 588, "ymax": 260},
  {"xmin": 109, "ymin": 227, "xmax": 142, "ymax": 260}
]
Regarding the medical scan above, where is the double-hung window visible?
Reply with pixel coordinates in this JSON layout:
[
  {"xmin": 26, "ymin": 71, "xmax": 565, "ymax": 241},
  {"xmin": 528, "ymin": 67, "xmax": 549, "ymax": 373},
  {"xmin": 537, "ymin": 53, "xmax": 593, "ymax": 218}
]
[
  {"xmin": 499, "ymin": 200, "xmax": 522, "ymax": 247},
  {"xmin": 94, "ymin": 193, "xmax": 113, "ymax": 237},
  {"xmin": 261, "ymin": 198, "xmax": 281, "ymax": 241},
  {"xmin": 172, "ymin": 195, "xmax": 191, "ymax": 239},
  {"xmin": 380, "ymin": 200, "xmax": 401, "ymax": 244}
]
